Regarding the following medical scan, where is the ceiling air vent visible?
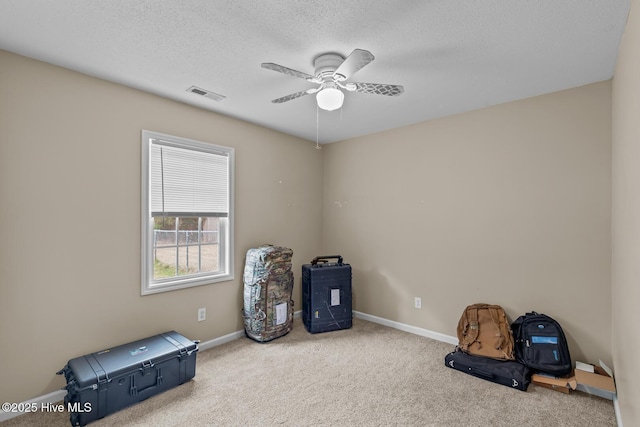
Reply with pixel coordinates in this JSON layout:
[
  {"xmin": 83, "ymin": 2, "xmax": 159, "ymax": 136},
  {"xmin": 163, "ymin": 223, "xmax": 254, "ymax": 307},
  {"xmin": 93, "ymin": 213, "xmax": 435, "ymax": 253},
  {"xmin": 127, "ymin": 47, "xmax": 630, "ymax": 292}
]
[{"xmin": 186, "ymin": 86, "xmax": 226, "ymax": 102}]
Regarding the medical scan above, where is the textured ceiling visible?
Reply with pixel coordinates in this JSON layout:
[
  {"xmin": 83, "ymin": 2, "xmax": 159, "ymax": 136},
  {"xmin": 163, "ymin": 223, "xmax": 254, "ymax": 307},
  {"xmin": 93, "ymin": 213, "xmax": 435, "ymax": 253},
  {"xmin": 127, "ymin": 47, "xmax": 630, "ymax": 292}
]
[{"xmin": 0, "ymin": 0, "xmax": 631, "ymax": 144}]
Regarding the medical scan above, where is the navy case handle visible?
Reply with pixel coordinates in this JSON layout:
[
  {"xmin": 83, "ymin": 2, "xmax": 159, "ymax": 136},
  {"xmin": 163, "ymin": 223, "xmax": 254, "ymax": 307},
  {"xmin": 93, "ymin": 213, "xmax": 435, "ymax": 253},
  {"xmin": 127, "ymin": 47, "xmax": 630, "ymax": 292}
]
[{"xmin": 311, "ymin": 255, "xmax": 343, "ymax": 265}]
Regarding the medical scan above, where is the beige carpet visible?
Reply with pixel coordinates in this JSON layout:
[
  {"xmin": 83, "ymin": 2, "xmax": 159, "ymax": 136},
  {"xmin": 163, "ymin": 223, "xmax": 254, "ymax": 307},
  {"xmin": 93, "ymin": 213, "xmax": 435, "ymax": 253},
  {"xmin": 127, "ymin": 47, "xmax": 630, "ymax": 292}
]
[{"xmin": 2, "ymin": 318, "xmax": 616, "ymax": 426}]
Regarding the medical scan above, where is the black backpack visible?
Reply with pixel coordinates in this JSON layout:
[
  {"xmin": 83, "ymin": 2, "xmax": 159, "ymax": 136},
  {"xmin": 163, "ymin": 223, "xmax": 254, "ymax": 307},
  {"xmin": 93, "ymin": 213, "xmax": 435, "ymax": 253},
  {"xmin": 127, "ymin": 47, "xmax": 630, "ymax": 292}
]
[{"xmin": 511, "ymin": 311, "xmax": 572, "ymax": 376}]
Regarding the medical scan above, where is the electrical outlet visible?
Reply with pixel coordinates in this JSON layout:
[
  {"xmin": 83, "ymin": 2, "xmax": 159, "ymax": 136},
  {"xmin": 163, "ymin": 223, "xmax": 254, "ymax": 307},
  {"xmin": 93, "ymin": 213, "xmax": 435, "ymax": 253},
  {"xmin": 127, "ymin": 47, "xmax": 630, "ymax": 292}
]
[
  {"xmin": 197, "ymin": 307, "xmax": 206, "ymax": 322},
  {"xmin": 414, "ymin": 297, "xmax": 422, "ymax": 309}
]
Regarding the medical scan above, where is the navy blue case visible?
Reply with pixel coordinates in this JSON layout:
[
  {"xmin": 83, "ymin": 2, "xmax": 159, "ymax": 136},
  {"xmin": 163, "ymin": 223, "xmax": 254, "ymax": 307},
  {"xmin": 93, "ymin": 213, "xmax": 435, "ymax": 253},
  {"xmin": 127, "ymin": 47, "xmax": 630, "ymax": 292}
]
[
  {"xmin": 445, "ymin": 349, "xmax": 531, "ymax": 391},
  {"xmin": 57, "ymin": 331, "xmax": 198, "ymax": 426},
  {"xmin": 302, "ymin": 256, "xmax": 352, "ymax": 333}
]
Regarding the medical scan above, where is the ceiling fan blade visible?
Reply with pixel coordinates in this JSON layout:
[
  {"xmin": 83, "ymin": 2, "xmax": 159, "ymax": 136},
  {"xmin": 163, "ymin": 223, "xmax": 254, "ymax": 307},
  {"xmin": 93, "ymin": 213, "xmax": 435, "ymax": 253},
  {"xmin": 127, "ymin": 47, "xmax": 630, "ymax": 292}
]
[
  {"xmin": 271, "ymin": 90, "xmax": 312, "ymax": 104},
  {"xmin": 261, "ymin": 63, "xmax": 318, "ymax": 82},
  {"xmin": 333, "ymin": 49, "xmax": 375, "ymax": 81},
  {"xmin": 352, "ymin": 82, "xmax": 404, "ymax": 96}
]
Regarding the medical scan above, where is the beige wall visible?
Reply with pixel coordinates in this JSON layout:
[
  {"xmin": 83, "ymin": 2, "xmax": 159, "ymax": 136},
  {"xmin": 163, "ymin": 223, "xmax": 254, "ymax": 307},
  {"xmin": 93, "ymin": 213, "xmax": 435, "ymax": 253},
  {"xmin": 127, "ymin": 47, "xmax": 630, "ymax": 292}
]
[
  {"xmin": 323, "ymin": 82, "xmax": 612, "ymax": 367},
  {"xmin": 612, "ymin": 0, "xmax": 640, "ymax": 425},
  {"xmin": 0, "ymin": 50, "xmax": 323, "ymax": 403}
]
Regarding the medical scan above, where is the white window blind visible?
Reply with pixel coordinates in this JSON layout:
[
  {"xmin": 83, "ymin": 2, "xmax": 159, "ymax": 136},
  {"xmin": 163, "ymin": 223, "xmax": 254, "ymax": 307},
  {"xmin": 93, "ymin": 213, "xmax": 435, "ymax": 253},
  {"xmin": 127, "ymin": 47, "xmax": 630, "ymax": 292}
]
[{"xmin": 149, "ymin": 139, "xmax": 229, "ymax": 217}]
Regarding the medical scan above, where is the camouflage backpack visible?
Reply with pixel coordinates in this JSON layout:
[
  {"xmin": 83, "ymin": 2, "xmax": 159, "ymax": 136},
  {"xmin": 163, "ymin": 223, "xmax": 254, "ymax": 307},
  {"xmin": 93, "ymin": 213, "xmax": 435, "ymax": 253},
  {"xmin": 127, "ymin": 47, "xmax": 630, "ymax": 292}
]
[
  {"xmin": 457, "ymin": 303, "xmax": 515, "ymax": 360},
  {"xmin": 242, "ymin": 245, "xmax": 294, "ymax": 343}
]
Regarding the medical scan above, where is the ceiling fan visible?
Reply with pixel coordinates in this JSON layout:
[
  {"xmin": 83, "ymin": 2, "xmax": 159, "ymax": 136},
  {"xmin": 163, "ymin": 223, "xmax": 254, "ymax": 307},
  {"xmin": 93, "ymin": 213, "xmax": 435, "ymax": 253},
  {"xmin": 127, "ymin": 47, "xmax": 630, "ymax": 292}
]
[{"xmin": 261, "ymin": 49, "xmax": 404, "ymax": 111}]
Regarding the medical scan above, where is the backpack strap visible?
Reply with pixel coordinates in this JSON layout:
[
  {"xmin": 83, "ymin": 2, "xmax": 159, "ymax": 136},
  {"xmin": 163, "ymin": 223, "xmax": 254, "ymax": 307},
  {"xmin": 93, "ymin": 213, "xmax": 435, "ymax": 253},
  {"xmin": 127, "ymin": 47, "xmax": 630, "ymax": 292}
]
[
  {"xmin": 456, "ymin": 308, "xmax": 469, "ymax": 351},
  {"xmin": 487, "ymin": 306, "xmax": 506, "ymax": 354},
  {"xmin": 460, "ymin": 305, "xmax": 480, "ymax": 351}
]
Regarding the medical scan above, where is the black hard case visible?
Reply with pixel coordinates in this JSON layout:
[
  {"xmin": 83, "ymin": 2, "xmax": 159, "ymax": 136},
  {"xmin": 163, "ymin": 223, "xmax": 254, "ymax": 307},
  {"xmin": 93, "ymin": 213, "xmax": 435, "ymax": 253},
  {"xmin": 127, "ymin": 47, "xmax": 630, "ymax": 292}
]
[
  {"xmin": 445, "ymin": 349, "xmax": 531, "ymax": 391},
  {"xmin": 302, "ymin": 255, "xmax": 352, "ymax": 333},
  {"xmin": 57, "ymin": 331, "xmax": 198, "ymax": 426}
]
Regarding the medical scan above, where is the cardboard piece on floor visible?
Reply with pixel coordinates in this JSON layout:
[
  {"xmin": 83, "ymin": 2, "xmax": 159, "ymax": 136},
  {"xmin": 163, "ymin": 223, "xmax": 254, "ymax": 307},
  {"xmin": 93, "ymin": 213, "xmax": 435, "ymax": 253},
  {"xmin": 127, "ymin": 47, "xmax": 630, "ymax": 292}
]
[
  {"xmin": 532, "ymin": 371, "xmax": 577, "ymax": 394},
  {"xmin": 574, "ymin": 360, "xmax": 616, "ymax": 400}
]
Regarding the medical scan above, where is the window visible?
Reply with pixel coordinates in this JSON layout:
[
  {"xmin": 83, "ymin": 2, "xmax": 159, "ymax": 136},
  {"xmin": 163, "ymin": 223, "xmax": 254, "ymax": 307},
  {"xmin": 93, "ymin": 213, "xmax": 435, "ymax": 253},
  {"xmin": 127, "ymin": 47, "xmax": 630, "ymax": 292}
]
[{"xmin": 141, "ymin": 130, "xmax": 234, "ymax": 295}]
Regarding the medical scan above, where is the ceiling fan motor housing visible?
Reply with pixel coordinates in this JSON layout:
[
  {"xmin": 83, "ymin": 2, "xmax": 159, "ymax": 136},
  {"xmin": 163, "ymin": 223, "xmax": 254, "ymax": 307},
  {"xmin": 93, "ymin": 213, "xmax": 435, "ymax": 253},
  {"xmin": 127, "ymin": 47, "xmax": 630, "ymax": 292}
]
[{"xmin": 314, "ymin": 53, "xmax": 345, "ymax": 81}]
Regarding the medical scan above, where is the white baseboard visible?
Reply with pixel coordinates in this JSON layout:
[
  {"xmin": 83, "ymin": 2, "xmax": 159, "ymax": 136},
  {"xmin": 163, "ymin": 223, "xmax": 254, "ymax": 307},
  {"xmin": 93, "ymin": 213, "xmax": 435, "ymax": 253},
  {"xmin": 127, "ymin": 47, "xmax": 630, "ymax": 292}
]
[
  {"xmin": 197, "ymin": 329, "xmax": 246, "ymax": 352},
  {"xmin": 198, "ymin": 310, "xmax": 301, "ymax": 351},
  {"xmin": 353, "ymin": 310, "xmax": 459, "ymax": 345},
  {"xmin": 614, "ymin": 396, "xmax": 623, "ymax": 427},
  {"xmin": 3, "ymin": 310, "xmax": 623, "ymax": 426}
]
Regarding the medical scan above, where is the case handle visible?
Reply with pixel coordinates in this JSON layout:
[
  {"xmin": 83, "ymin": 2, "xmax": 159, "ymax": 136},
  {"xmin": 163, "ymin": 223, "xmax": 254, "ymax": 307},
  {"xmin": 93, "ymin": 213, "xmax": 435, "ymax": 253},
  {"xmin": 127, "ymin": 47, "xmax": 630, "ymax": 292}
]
[
  {"xmin": 472, "ymin": 368, "xmax": 495, "ymax": 380},
  {"xmin": 311, "ymin": 255, "xmax": 343, "ymax": 265}
]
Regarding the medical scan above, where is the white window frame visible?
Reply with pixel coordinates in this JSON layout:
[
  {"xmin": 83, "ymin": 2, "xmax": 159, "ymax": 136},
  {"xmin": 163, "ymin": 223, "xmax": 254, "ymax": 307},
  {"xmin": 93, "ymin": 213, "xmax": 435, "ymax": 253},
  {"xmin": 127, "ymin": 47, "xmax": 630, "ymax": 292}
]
[{"xmin": 141, "ymin": 130, "xmax": 234, "ymax": 295}]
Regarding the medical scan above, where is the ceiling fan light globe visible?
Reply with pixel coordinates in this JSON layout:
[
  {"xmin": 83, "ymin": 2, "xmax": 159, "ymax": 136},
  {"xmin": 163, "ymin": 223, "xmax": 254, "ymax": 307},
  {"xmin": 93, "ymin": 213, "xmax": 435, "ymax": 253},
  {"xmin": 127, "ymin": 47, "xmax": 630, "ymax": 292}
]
[{"xmin": 316, "ymin": 87, "xmax": 344, "ymax": 111}]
